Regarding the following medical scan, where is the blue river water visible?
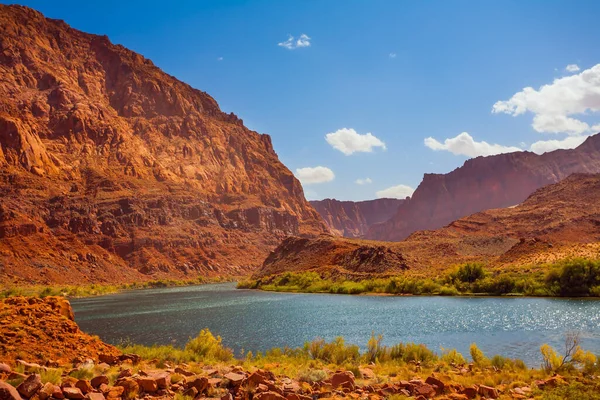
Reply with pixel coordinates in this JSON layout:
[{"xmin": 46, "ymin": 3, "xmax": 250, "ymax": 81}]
[{"xmin": 70, "ymin": 283, "xmax": 600, "ymax": 366}]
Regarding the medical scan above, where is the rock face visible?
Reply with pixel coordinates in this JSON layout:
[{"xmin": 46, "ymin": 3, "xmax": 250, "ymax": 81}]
[
  {"xmin": 368, "ymin": 135, "xmax": 600, "ymax": 241},
  {"xmin": 309, "ymin": 198, "xmax": 404, "ymax": 238},
  {"xmin": 255, "ymin": 235, "xmax": 411, "ymax": 278},
  {"xmin": 256, "ymin": 174, "xmax": 600, "ymax": 277},
  {"xmin": 0, "ymin": 296, "xmax": 120, "ymax": 364},
  {"xmin": 0, "ymin": 5, "xmax": 327, "ymax": 284}
]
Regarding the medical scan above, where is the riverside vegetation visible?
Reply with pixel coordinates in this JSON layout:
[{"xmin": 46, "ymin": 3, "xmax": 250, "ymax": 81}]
[
  {"xmin": 238, "ymin": 258, "xmax": 600, "ymax": 297},
  {"xmin": 0, "ymin": 276, "xmax": 236, "ymax": 299},
  {"xmin": 4, "ymin": 328, "xmax": 600, "ymax": 400}
]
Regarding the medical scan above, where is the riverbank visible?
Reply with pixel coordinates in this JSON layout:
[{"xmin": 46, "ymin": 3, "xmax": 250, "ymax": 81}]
[
  {"xmin": 238, "ymin": 258, "xmax": 600, "ymax": 298},
  {"xmin": 0, "ymin": 276, "xmax": 239, "ymax": 299},
  {"xmin": 2, "ymin": 296, "xmax": 600, "ymax": 400}
]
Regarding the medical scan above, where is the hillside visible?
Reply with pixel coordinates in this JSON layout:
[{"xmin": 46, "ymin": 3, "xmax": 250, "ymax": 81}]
[
  {"xmin": 0, "ymin": 5, "xmax": 327, "ymax": 285},
  {"xmin": 368, "ymin": 136, "xmax": 600, "ymax": 241},
  {"xmin": 255, "ymin": 173, "xmax": 600, "ymax": 278},
  {"xmin": 309, "ymin": 198, "xmax": 403, "ymax": 237}
]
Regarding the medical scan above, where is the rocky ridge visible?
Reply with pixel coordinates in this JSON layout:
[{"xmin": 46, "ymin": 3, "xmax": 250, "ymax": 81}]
[
  {"xmin": 368, "ymin": 135, "xmax": 600, "ymax": 241},
  {"xmin": 309, "ymin": 198, "xmax": 404, "ymax": 238},
  {"xmin": 0, "ymin": 5, "xmax": 327, "ymax": 284},
  {"xmin": 255, "ymin": 173, "xmax": 600, "ymax": 278}
]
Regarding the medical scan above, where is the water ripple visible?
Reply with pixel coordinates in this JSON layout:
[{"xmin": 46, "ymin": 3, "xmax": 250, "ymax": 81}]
[{"xmin": 71, "ymin": 283, "xmax": 600, "ymax": 366}]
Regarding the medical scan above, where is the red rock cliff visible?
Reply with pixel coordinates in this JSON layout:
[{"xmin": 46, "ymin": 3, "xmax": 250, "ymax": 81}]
[
  {"xmin": 310, "ymin": 198, "xmax": 404, "ymax": 238},
  {"xmin": 367, "ymin": 135, "xmax": 600, "ymax": 241},
  {"xmin": 0, "ymin": 5, "xmax": 327, "ymax": 284}
]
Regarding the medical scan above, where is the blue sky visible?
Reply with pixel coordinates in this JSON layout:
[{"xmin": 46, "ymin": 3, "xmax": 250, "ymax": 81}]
[{"xmin": 6, "ymin": 0, "xmax": 600, "ymax": 200}]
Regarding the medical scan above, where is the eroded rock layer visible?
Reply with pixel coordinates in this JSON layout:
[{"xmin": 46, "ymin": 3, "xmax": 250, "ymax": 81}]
[
  {"xmin": 0, "ymin": 296, "xmax": 120, "ymax": 364},
  {"xmin": 368, "ymin": 136, "xmax": 600, "ymax": 241},
  {"xmin": 256, "ymin": 174, "xmax": 600, "ymax": 278},
  {"xmin": 309, "ymin": 198, "xmax": 404, "ymax": 238},
  {"xmin": 0, "ymin": 5, "xmax": 327, "ymax": 284}
]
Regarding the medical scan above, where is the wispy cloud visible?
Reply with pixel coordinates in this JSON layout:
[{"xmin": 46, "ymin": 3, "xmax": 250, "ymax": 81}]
[
  {"xmin": 389, "ymin": 53, "xmax": 397, "ymax": 59},
  {"xmin": 325, "ymin": 128, "xmax": 386, "ymax": 155},
  {"xmin": 217, "ymin": 57, "xmax": 223, "ymax": 61},
  {"xmin": 424, "ymin": 132, "xmax": 521, "ymax": 157},
  {"xmin": 278, "ymin": 34, "xmax": 311, "ymax": 50},
  {"xmin": 529, "ymin": 135, "xmax": 589, "ymax": 154},
  {"xmin": 355, "ymin": 178, "xmax": 372, "ymax": 185},
  {"xmin": 565, "ymin": 64, "xmax": 580, "ymax": 73},
  {"xmin": 376, "ymin": 184, "xmax": 414, "ymax": 199},
  {"xmin": 295, "ymin": 166, "xmax": 334, "ymax": 184}
]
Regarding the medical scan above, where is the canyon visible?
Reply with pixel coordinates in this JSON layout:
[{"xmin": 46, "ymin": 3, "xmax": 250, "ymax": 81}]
[
  {"xmin": 0, "ymin": 5, "xmax": 327, "ymax": 285},
  {"xmin": 309, "ymin": 198, "xmax": 403, "ymax": 238},
  {"xmin": 255, "ymin": 173, "xmax": 600, "ymax": 278},
  {"xmin": 367, "ymin": 135, "xmax": 600, "ymax": 241}
]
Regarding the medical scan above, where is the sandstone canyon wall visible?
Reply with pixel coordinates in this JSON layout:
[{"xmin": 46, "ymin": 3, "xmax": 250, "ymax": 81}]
[
  {"xmin": 256, "ymin": 173, "xmax": 600, "ymax": 278},
  {"xmin": 309, "ymin": 198, "xmax": 404, "ymax": 238},
  {"xmin": 368, "ymin": 135, "xmax": 600, "ymax": 241},
  {"xmin": 0, "ymin": 5, "xmax": 327, "ymax": 284}
]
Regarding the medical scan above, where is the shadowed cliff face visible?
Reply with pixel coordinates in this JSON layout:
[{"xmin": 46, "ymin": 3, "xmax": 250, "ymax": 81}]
[
  {"xmin": 309, "ymin": 198, "xmax": 404, "ymax": 238},
  {"xmin": 0, "ymin": 5, "xmax": 327, "ymax": 284},
  {"xmin": 367, "ymin": 136, "xmax": 600, "ymax": 241}
]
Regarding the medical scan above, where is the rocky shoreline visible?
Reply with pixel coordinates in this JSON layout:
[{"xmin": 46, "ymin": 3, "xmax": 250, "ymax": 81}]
[{"xmin": 1, "ymin": 357, "xmax": 556, "ymax": 400}]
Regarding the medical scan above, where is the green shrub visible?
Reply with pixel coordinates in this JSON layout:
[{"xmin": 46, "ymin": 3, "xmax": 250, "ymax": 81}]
[
  {"xmin": 305, "ymin": 337, "xmax": 359, "ymax": 364},
  {"xmin": 185, "ymin": 329, "xmax": 233, "ymax": 361},
  {"xmin": 440, "ymin": 348, "xmax": 466, "ymax": 365},
  {"xmin": 69, "ymin": 368, "xmax": 94, "ymax": 380},
  {"xmin": 470, "ymin": 343, "xmax": 490, "ymax": 367},
  {"xmin": 451, "ymin": 263, "xmax": 487, "ymax": 283},
  {"xmin": 40, "ymin": 368, "xmax": 63, "ymax": 384},
  {"xmin": 439, "ymin": 285, "xmax": 460, "ymax": 296},
  {"xmin": 388, "ymin": 342, "xmax": 437, "ymax": 364},
  {"xmin": 297, "ymin": 369, "xmax": 327, "ymax": 383},
  {"xmin": 365, "ymin": 333, "xmax": 389, "ymax": 363},
  {"xmin": 546, "ymin": 259, "xmax": 600, "ymax": 297}
]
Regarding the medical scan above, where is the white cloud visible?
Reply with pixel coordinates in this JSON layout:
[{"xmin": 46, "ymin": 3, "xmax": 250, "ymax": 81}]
[
  {"xmin": 278, "ymin": 34, "xmax": 311, "ymax": 50},
  {"xmin": 565, "ymin": 64, "xmax": 580, "ymax": 73},
  {"xmin": 376, "ymin": 184, "xmax": 414, "ymax": 199},
  {"xmin": 295, "ymin": 166, "xmax": 334, "ymax": 185},
  {"xmin": 492, "ymin": 64, "xmax": 600, "ymax": 135},
  {"xmin": 355, "ymin": 178, "xmax": 372, "ymax": 185},
  {"xmin": 424, "ymin": 132, "xmax": 522, "ymax": 157},
  {"xmin": 529, "ymin": 135, "xmax": 589, "ymax": 154},
  {"xmin": 325, "ymin": 128, "xmax": 386, "ymax": 155},
  {"xmin": 389, "ymin": 53, "xmax": 397, "ymax": 59}
]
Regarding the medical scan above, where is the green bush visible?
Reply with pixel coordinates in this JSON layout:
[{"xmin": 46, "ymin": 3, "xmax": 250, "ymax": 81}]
[
  {"xmin": 305, "ymin": 337, "xmax": 360, "ymax": 364},
  {"xmin": 365, "ymin": 333, "xmax": 387, "ymax": 363},
  {"xmin": 451, "ymin": 263, "xmax": 487, "ymax": 283},
  {"xmin": 470, "ymin": 343, "xmax": 490, "ymax": 367},
  {"xmin": 185, "ymin": 329, "xmax": 233, "ymax": 361},
  {"xmin": 118, "ymin": 328, "xmax": 233, "ymax": 363},
  {"xmin": 389, "ymin": 342, "xmax": 437, "ymax": 364},
  {"xmin": 297, "ymin": 369, "xmax": 327, "ymax": 383},
  {"xmin": 440, "ymin": 348, "xmax": 466, "ymax": 365},
  {"xmin": 546, "ymin": 259, "xmax": 600, "ymax": 297}
]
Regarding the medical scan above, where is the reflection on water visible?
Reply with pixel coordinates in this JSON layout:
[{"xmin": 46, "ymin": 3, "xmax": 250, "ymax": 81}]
[{"xmin": 71, "ymin": 283, "xmax": 600, "ymax": 366}]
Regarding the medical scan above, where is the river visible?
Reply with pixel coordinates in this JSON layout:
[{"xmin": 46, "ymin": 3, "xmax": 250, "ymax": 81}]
[{"xmin": 70, "ymin": 283, "xmax": 600, "ymax": 366}]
